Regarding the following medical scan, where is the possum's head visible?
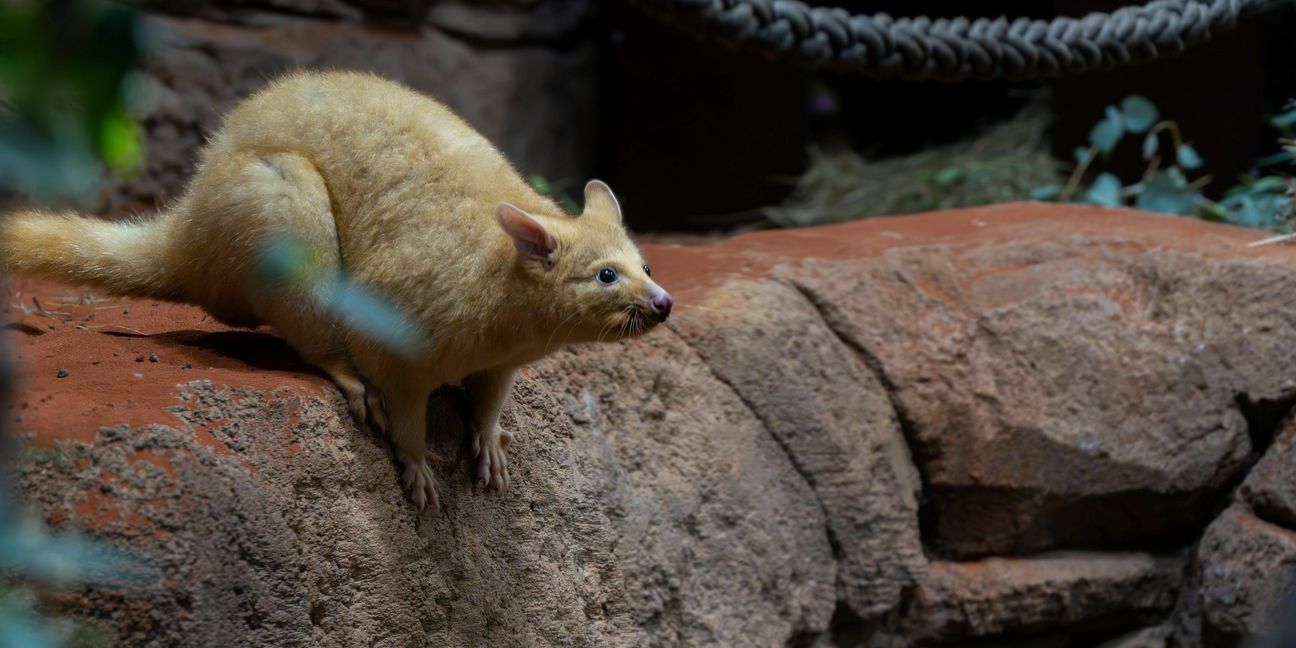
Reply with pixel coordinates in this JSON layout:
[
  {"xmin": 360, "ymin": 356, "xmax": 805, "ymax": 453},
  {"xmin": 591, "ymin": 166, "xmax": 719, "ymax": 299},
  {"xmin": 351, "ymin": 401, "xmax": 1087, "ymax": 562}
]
[{"xmin": 496, "ymin": 180, "xmax": 672, "ymax": 344}]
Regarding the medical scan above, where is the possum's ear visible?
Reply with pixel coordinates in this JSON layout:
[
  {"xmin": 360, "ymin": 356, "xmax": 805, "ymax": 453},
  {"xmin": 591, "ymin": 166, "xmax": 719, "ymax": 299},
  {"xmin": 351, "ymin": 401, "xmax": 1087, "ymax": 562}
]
[
  {"xmin": 582, "ymin": 180, "xmax": 622, "ymax": 224},
  {"xmin": 496, "ymin": 202, "xmax": 556, "ymax": 261}
]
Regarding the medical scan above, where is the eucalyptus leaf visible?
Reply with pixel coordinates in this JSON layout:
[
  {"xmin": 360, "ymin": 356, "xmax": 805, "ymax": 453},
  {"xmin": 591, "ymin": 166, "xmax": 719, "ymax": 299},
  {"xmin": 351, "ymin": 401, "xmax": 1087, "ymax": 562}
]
[
  {"xmin": 1120, "ymin": 95, "xmax": 1159, "ymax": 133},
  {"xmin": 1176, "ymin": 144, "xmax": 1203, "ymax": 170},
  {"xmin": 1257, "ymin": 150, "xmax": 1295, "ymax": 167},
  {"xmin": 1105, "ymin": 105, "xmax": 1124, "ymax": 127},
  {"xmin": 1142, "ymin": 133, "xmax": 1159, "ymax": 160},
  {"xmin": 1073, "ymin": 146, "xmax": 1094, "ymax": 165},
  {"xmin": 1272, "ymin": 109, "xmax": 1296, "ymax": 129},
  {"xmin": 315, "ymin": 275, "xmax": 425, "ymax": 358},
  {"xmin": 1232, "ymin": 197, "xmax": 1267, "ymax": 228},
  {"xmin": 1083, "ymin": 173, "xmax": 1123, "ymax": 207},
  {"xmin": 1135, "ymin": 171, "xmax": 1199, "ymax": 215},
  {"xmin": 1089, "ymin": 116, "xmax": 1124, "ymax": 154}
]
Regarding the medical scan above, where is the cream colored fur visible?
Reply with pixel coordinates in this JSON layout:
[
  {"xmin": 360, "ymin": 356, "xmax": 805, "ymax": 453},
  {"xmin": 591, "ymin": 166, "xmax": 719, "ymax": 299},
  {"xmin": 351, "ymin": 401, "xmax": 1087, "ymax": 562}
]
[{"xmin": 0, "ymin": 70, "xmax": 671, "ymax": 511}]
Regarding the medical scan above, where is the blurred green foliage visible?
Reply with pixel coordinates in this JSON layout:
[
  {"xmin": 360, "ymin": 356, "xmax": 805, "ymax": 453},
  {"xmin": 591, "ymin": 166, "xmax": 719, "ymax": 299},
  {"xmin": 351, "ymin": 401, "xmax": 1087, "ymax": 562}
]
[
  {"xmin": 1034, "ymin": 95, "xmax": 1294, "ymax": 231},
  {"xmin": 1, "ymin": 2, "xmax": 148, "ymax": 646},
  {"xmin": 0, "ymin": 0, "xmax": 146, "ymax": 203}
]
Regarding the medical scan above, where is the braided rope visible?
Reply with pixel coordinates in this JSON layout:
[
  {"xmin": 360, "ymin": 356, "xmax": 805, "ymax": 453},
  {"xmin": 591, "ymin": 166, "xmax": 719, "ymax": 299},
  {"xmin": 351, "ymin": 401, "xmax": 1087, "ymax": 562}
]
[{"xmin": 629, "ymin": 0, "xmax": 1273, "ymax": 81}]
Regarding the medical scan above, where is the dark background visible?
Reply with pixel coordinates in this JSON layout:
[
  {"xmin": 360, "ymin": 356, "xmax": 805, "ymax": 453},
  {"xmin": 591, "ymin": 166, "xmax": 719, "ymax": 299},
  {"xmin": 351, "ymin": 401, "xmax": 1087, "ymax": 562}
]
[{"xmin": 597, "ymin": 0, "xmax": 1296, "ymax": 230}]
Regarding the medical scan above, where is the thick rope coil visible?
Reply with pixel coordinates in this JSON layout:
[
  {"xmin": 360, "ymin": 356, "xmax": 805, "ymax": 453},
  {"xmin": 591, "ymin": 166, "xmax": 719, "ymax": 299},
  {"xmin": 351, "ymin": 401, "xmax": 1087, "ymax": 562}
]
[{"xmin": 628, "ymin": 0, "xmax": 1273, "ymax": 81}]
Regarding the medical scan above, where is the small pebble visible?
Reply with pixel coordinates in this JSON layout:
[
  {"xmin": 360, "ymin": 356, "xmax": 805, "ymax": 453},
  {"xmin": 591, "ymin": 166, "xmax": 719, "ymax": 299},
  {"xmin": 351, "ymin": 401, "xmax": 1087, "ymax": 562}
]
[
  {"xmin": 148, "ymin": 353, "xmax": 159, "ymax": 363},
  {"xmin": 132, "ymin": 372, "xmax": 143, "ymax": 379},
  {"xmin": 180, "ymin": 363, "xmax": 192, "ymax": 369},
  {"xmin": 55, "ymin": 369, "xmax": 68, "ymax": 378}
]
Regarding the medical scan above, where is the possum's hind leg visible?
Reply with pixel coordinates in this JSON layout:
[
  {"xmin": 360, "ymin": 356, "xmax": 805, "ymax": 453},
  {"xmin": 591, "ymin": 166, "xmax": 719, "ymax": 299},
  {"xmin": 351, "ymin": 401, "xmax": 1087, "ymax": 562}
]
[
  {"xmin": 191, "ymin": 149, "xmax": 389, "ymax": 434},
  {"xmin": 376, "ymin": 370, "xmax": 439, "ymax": 512}
]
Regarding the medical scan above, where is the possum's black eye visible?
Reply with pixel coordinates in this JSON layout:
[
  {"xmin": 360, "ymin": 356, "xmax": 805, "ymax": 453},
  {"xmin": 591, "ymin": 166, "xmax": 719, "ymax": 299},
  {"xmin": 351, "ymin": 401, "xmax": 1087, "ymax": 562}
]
[
  {"xmin": 596, "ymin": 267, "xmax": 619, "ymax": 285},
  {"xmin": 643, "ymin": 264, "xmax": 651, "ymax": 277}
]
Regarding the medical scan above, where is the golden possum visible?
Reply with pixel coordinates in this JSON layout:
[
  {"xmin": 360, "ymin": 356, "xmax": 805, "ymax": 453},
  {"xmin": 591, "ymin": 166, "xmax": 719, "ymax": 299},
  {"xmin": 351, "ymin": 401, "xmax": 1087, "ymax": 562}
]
[{"xmin": 0, "ymin": 71, "xmax": 673, "ymax": 512}]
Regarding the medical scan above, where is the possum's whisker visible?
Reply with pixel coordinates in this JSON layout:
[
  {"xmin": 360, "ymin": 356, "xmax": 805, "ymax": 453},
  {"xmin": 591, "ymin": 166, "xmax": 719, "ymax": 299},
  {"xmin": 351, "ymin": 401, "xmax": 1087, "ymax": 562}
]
[
  {"xmin": 595, "ymin": 319, "xmax": 617, "ymax": 344},
  {"xmin": 544, "ymin": 311, "xmax": 580, "ymax": 356}
]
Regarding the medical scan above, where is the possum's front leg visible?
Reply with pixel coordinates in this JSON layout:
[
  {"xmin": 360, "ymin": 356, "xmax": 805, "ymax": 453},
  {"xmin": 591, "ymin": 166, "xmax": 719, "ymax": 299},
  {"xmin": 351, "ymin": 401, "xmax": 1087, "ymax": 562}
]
[{"xmin": 464, "ymin": 366, "xmax": 516, "ymax": 490}]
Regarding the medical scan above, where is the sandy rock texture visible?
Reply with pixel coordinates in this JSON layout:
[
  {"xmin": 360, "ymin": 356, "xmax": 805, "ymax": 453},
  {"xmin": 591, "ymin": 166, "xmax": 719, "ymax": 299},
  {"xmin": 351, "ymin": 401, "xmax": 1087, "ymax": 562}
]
[
  {"xmin": 99, "ymin": 0, "xmax": 595, "ymax": 214},
  {"xmin": 7, "ymin": 203, "xmax": 1296, "ymax": 646}
]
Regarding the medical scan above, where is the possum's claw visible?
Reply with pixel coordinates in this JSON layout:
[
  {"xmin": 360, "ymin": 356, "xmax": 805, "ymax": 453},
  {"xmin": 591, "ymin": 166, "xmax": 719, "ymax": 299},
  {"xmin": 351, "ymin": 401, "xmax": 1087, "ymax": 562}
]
[
  {"xmin": 476, "ymin": 428, "xmax": 511, "ymax": 490},
  {"xmin": 402, "ymin": 456, "xmax": 441, "ymax": 513},
  {"xmin": 362, "ymin": 377, "xmax": 388, "ymax": 437}
]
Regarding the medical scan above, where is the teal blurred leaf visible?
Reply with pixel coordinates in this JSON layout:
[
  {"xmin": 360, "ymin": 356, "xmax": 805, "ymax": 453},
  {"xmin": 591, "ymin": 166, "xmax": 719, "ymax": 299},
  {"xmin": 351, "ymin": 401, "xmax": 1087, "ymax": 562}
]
[
  {"xmin": 1135, "ymin": 171, "xmax": 1199, "ymax": 215},
  {"xmin": 0, "ymin": 607, "xmax": 60, "ymax": 648},
  {"xmin": 1120, "ymin": 96, "xmax": 1159, "ymax": 133},
  {"xmin": 1142, "ymin": 133, "xmax": 1159, "ymax": 161},
  {"xmin": 1272, "ymin": 108, "xmax": 1296, "ymax": 129},
  {"xmin": 1089, "ymin": 115, "xmax": 1124, "ymax": 154},
  {"xmin": 1256, "ymin": 150, "xmax": 1294, "ymax": 167},
  {"xmin": 258, "ymin": 236, "xmax": 425, "ymax": 358},
  {"xmin": 1083, "ymin": 173, "xmax": 1123, "ymax": 207},
  {"xmin": 1073, "ymin": 146, "xmax": 1093, "ymax": 165},
  {"xmin": 1176, "ymin": 144, "xmax": 1203, "ymax": 170},
  {"xmin": 312, "ymin": 276, "xmax": 425, "ymax": 358}
]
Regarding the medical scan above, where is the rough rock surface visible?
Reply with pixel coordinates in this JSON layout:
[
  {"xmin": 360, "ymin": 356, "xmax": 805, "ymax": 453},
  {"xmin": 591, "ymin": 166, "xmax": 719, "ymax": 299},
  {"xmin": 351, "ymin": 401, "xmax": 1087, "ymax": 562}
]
[
  {"xmin": 1242, "ymin": 417, "xmax": 1296, "ymax": 529},
  {"xmin": 1196, "ymin": 505, "xmax": 1296, "ymax": 645},
  {"xmin": 906, "ymin": 553, "xmax": 1181, "ymax": 643},
  {"xmin": 100, "ymin": 0, "xmax": 595, "ymax": 214},
  {"xmin": 8, "ymin": 203, "xmax": 1296, "ymax": 646}
]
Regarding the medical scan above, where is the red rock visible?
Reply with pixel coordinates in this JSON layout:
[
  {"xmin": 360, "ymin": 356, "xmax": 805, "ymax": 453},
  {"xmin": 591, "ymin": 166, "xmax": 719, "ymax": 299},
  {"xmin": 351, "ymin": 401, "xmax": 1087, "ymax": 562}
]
[
  {"xmin": 9, "ymin": 203, "xmax": 1296, "ymax": 645},
  {"xmin": 906, "ymin": 552, "xmax": 1181, "ymax": 643}
]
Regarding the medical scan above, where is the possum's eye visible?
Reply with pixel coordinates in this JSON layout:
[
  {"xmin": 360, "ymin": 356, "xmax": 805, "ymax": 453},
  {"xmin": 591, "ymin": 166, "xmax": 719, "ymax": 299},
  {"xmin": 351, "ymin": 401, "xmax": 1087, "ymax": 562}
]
[
  {"xmin": 643, "ymin": 264, "xmax": 651, "ymax": 277},
  {"xmin": 596, "ymin": 268, "xmax": 620, "ymax": 286}
]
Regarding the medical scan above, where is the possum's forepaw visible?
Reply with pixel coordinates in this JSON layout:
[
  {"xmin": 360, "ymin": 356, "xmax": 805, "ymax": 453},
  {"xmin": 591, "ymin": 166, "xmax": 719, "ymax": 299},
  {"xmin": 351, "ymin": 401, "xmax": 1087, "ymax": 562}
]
[
  {"xmin": 401, "ymin": 455, "xmax": 441, "ymax": 513},
  {"xmin": 472, "ymin": 428, "xmax": 512, "ymax": 490}
]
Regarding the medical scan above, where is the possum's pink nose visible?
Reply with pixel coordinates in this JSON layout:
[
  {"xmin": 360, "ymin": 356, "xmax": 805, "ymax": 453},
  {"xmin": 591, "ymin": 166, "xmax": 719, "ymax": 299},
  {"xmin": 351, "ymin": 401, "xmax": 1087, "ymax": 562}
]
[{"xmin": 650, "ymin": 291, "xmax": 673, "ymax": 321}]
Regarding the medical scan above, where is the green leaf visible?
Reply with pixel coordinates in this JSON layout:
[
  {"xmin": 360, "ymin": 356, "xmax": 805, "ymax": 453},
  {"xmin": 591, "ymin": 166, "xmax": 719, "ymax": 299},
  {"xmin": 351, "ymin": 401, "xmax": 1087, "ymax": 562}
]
[
  {"xmin": 1120, "ymin": 95, "xmax": 1159, "ymax": 133},
  {"xmin": 1073, "ymin": 146, "xmax": 1093, "ymax": 165},
  {"xmin": 1142, "ymin": 133, "xmax": 1159, "ymax": 160},
  {"xmin": 97, "ymin": 108, "xmax": 141, "ymax": 173},
  {"xmin": 1083, "ymin": 173, "xmax": 1122, "ymax": 207},
  {"xmin": 1135, "ymin": 171, "xmax": 1199, "ymax": 215},
  {"xmin": 528, "ymin": 174, "xmax": 551, "ymax": 196},
  {"xmin": 1088, "ymin": 116, "xmax": 1123, "ymax": 154},
  {"xmin": 1176, "ymin": 144, "xmax": 1203, "ymax": 170}
]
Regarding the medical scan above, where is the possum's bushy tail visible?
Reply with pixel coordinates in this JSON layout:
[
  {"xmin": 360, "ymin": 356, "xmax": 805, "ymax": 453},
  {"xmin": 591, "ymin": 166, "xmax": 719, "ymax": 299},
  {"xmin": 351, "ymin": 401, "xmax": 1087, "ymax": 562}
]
[{"xmin": 0, "ymin": 210, "xmax": 186, "ymax": 301}]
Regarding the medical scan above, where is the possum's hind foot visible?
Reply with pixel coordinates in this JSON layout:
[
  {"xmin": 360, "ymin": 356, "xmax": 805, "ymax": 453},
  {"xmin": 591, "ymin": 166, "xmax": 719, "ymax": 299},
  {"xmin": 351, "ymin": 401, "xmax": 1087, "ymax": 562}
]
[
  {"xmin": 472, "ymin": 427, "xmax": 512, "ymax": 490},
  {"xmin": 402, "ymin": 453, "xmax": 441, "ymax": 513}
]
